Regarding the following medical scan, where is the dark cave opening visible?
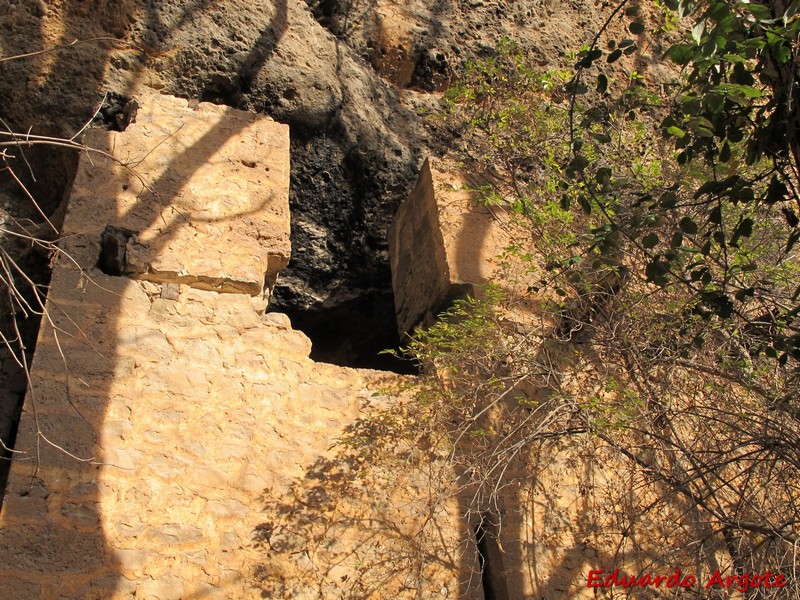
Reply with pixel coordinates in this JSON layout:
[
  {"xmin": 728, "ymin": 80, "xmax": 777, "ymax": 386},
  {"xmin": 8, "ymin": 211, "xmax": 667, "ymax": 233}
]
[
  {"xmin": 272, "ymin": 286, "xmax": 418, "ymax": 374},
  {"xmin": 268, "ymin": 125, "xmax": 420, "ymax": 375}
]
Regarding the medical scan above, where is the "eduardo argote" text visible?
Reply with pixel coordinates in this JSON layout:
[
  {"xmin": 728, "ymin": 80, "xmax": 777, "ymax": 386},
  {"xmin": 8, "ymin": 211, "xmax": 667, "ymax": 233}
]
[{"xmin": 587, "ymin": 568, "xmax": 788, "ymax": 593}]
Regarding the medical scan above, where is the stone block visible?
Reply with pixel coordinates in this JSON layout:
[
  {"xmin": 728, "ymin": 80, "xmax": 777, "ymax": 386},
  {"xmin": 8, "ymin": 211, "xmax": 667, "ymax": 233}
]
[
  {"xmin": 138, "ymin": 574, "xmax": 186, "ymax": 600},
  {"xmin": 0, "ymin": 523, "xmax": 107, "ymax": 572},
  {"xmin": 114, "ymin": 548, "xmax": 151, "ymax": 574},
  {"xmin": 152, "ymin": 523, "xmax": 203, "ymax": 545},
  {"xmin": 388, "ymin": 157, "xmax": 538, "ymax": 335},
  {"xmin": 60, "ymin": 501, "xmax": 101, "ymax": 528},
  {"xmin": 388, "ymin": 158, "xmax": 453, "ymax": 336},
  {"xmin": 205, "ymin": 499, "xmax": 250, "ymax": 519},
  {"xmin": 63, "ymin": 91, "xmax": 290, "ymax": 296}
]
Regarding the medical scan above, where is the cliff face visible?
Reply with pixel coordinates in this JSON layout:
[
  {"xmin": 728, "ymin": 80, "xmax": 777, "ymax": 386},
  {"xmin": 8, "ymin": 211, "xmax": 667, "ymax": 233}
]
[{"xmin": 0, "ymin": 0, "xmax": 619, "ymax": 369}]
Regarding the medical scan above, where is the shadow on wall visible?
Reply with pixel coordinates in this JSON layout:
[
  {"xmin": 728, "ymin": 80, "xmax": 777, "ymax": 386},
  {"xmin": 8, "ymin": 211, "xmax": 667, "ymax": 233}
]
[
  {"xmin": 253, "ymin": 385, "xmax": 484, "ymax": 598},
  {"xmin": 0, "ymin": 0, "xmax": 289, "ymax": 596}
]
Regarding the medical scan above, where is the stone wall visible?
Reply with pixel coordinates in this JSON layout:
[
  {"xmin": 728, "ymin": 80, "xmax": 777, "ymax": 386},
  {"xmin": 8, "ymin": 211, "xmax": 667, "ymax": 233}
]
[
  {"xmin": 0, "ymin": 91, "xmax": 638, "ymax": 600},
  {"xmin": 389, "ymin": 157, "xmax": 539, "ymax": 336},
  {"xmin": 0, "ymin": 92, "xmax": 469, "ymax": 599}
]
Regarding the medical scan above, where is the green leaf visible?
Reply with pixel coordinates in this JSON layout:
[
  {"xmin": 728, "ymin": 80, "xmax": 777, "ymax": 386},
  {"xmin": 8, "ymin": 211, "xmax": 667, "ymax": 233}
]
[
  {"xmin": 704, "ymin": 93, "xmax": 725, "ymax": 114},
  {"xmin": 691, "ymin": 20, "xmax": 705, "ymax": 44},
  {"xmin": 694, "ymin": 180, "xmax": 720, "ymax": 198},
  {"xmin": 645, "ymin": 261, "xmax": 670, "ymax": 286},
  {"xmin": 773, "ymin": 44, "xmax": 791, "ymax": 64},
  {"xmin": 722, "ymin": 53, "xmax": 748, "ymax": 64},
  {"xmin": 766, "ymin": 176, "xmax": 788, "ymax": 205},
  {"xmin": 679, "ymin": 217, "xmax": 699, "ymax": 234},
  {"xmin": 570, "ymin": 154, "xmax": 589, "ymax": 171},
  {"xmin": 717, "ymin": 83, "xmax": 763, "ymax": 99},
  {"xmin": 664, "ymin": 43, "xmax": 695, "ymax": 65},
  {"xmin": 595, "ymin": 167, "xmax": 612, "ymax": 186},
  {"xmin": 642, "ymin": 233, "xmax": 660, "ymax": 249},
  {"xmin": 691, "ymin": 267, "xmax": 708, "ymax": 281},
  {"xmin": 719, "ymin": 141, "xmax": 731, "ymax": 162},
  {"xmin": 667, "ymin": 125, "xmax": 686, "ymax": 138},
  {"xmin": 578, "ymin": 194, "xmax": 592, "ymax": 215},
  {"xmin": 744, "ymin": 3, "xmax": 773, "ymax": 21},
  {"xmin": 695, "ymin": 126, "xmax": 715, "ymax": 138},
  {"xmin": 596, "ymin": 73, "xmax": 608, "ymax": 93},
  {"xmin": 629, "ymin": 21, "xmax": 646, "ymax": 35},
  {"xmin": 660, "ymin": 191, "xmax": 678, "ymax": 208}
]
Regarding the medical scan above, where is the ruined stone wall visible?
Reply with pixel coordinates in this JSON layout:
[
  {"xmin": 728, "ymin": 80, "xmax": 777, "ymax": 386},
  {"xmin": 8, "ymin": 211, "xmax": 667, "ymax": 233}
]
[
  {"xmin": 0, "ymin": 92, "xmax": 469, "ymax": 599},
  {"xmin": 388, "ymin": 158, "xmax": 453, "ymax": 336},
  {"xmin": 389, "ymin": 157, "xmax": 539, "ymax": 335}
]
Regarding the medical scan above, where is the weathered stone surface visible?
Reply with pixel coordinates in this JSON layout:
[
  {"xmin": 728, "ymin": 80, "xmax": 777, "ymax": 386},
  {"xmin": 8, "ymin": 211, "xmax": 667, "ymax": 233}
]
[
  {"xmin": 0, "ymin": 91, "xmax": 463, "ymax": 599},
  {"xmin": 62, "ymin": 90, "xmax": 290, "ymax": 296},
  {"xmin": 0, "ymin": 524, "xmax": 106, "ymax": 572},
  {"xmin": 389, "ymin": 157, "xmax": 539, "ymax": 334},
  {"xmin": 114, "ymin": 548, "xmax": 150, "ymax": 573},
  {"xmin": 60, "ymin": 501, "xmax": 101, "ymax": 528},
  {"xmin": 0, "ymin": 578, "xmax": 42, "ymax": 599},
  {"xmin": 138, "ymin": 574, "xmax": 186, "ymax": 600},
  {"xmin": 388, "ymin": 158, "xmax": 453, "ymax": 336}
]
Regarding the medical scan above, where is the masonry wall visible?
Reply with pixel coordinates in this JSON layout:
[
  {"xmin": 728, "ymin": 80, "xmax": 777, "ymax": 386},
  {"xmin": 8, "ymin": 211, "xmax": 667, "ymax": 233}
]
[
  {"xmin": 0, "ymin": 93, "xmax": 470, "ymax": 599},
  {"xmin": 389, "ymin": 157, "xmax": 540, "ymax": 336}
]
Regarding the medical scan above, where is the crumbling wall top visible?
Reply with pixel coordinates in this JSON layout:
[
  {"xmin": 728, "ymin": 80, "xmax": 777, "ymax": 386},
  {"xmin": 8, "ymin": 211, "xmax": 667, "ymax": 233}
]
[{"xmin": 62, "ymin": 91, "xmax": 290, "ymax": 296}]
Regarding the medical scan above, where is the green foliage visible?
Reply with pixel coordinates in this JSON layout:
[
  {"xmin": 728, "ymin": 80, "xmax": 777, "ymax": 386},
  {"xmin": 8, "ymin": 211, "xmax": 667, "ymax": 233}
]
[
  {"xmin": 412, "ymin": 4, "xmax": 800, "ymax": 585},
  {"xmin": 444, "ymin": 37, "xmax": 572, "ymax": 198},
  {"xmin": 545, "ymin": 0, "xmax": 800, "ymax": 373},
  {"xmin": 406, "ymin": 285, "xmax": 506, "ymax": 387}
]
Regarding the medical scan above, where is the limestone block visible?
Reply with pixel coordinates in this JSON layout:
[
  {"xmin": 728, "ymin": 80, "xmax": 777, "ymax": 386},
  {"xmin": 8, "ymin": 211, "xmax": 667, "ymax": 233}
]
[
  {"xmin": 389, "ymin": 157, "xmax": 539, "ymax": 334},
  {"xmin": 0, "ymin": 523, "xmax": 106, "ymax": 572},
  {"xmin": 62, "ymin": 90, "xmax": 290, "ymax": 296},
  {"xmin": 138, "ymin": 574, "xmax": 186, "ymax": 600},
  {"xmin": 114, "ymin": 548, "xmax": 150, "ymax": 574},
  {"xmin": 59, "ymin": 500, "xmax": 101, "ymax": 529},
  {"xmin": 388, "ymin": 158, "xmax": 453, "ymax": 336}
]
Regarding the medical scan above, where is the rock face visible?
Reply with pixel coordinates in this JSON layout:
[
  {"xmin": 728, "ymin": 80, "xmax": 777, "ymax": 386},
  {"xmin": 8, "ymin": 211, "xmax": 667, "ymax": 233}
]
[{"xmin": 0, "ymin": 0, "xmax": 626, "ymax": 370}]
